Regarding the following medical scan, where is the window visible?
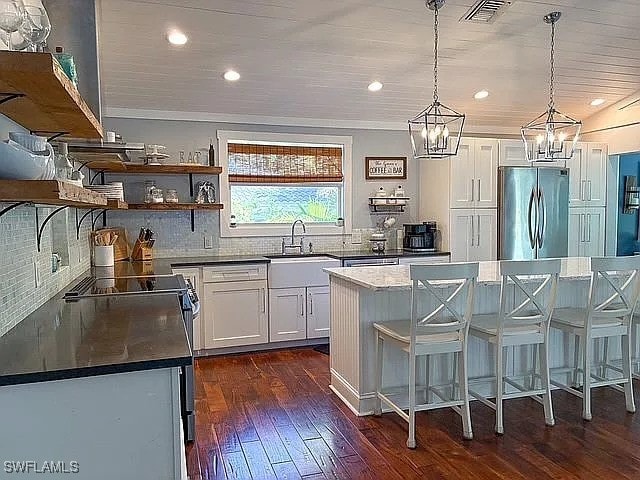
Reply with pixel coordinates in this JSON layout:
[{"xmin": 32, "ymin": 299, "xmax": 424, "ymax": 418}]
[{"xmin": 218, "ymin": 131, "xmax": 352, "ymax": 237}]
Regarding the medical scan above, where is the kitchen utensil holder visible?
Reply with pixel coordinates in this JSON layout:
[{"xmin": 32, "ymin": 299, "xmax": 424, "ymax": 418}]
[
  {"xmin": 94, "ymin": 245, "xmax": 115, "ymax": 267},
  {"xmin": 131, "ymin": 239, "xmax": 153, "ymax": 262}
]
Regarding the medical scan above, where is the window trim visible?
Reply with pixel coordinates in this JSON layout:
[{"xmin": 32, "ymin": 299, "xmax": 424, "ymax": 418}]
[{"xmin": 218, "ymin": 130, "xmax": 353, "ymax": 238}]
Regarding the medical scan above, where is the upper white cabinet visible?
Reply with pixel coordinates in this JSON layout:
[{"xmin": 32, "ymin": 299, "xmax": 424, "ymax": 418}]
[
  {"xmin": 449, "ymin": 208, "xmax": 497, "ymax": 262},
  {"xmin": 450, "ymin": 138, "xmax": 499, "ymax": 209},
  {"xmin": 569, "ymin": 143, "xmax": 607, "ymax": 208},
  {"xmin": 498, "ymin": 139, "xmax": 566, "ymax": 168}
]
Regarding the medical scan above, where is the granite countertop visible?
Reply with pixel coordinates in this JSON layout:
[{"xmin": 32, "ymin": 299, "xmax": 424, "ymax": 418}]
[
  {"xmin": 325, "ymin": 257, "xmax": 593, "ymax": 291},
  {"xmin": 0, "ymin": 293, "xmax": 191, "ymax": 386}
]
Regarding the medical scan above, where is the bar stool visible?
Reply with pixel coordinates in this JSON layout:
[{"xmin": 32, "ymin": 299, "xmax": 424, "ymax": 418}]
[
  {"xmin": 551, "ymin": 256, "xmax": 640, "ymax": 421},
  {"xmin": 373, "ymin": 262, "xmax": 478, "ymax": 448},
  {"xmin": 469, "ymin": 259, "xmax": 560, "ymax": 435}
]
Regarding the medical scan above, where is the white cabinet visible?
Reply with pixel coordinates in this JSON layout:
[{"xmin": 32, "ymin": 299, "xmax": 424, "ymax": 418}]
[
  {"xmin": 397, "ymin": 255, "xmax": 450, "ymax": 265},
  {"xmin": 499, "ymin": 139, "xmax": 566, "ymax": 168},
  {"xmin": 307, "ymin": 286, "xmax": 331, "ymax": 339},
  {"xmin": 450, "ymin": 209, "xmax": 497, "ymax": 262},
  {"xmin": 568, "ymin": 207, "xmax": 606, "ymax": 257},
  {"xmin": 450, "ymin": 138, "xmax": 499, "ymax": 209},
  {"xmin": 569, "ymin": 143, "xmax": 607, "ymax": 208},
  {"xmin": 269, "ymin": 287, "xmax": 306, "ymax": 342},
  {"xmin": 269, "ymin": 286, "xmax": 332, "ymax": 341},
  {"xmin": 172, "ymin": 267, "xmax": 202, "ymax": 351},
  {"xmin": 202, "ymin": 264, "xmax": 269, "ymax": 349}
]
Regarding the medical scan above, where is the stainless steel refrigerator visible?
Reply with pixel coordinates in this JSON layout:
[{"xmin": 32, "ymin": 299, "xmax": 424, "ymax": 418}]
[{"xmin": 498, "ymin": 166, "xmax": 569, "ymax": 260}]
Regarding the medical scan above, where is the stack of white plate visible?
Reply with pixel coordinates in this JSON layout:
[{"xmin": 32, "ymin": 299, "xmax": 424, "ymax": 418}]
[{"xmin": 86, "ymin": 182, "xmax": 124, "ymax": 201}]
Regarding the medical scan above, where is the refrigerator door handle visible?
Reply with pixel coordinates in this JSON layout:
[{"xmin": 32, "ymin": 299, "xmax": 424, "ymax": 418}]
[
  {"xmin": 537, "ymin": 188, "xmax": 546, "ymax": 247},
  {"xmin": 527, "ymin": 188, "xmax": 536, "ymax": 249}
]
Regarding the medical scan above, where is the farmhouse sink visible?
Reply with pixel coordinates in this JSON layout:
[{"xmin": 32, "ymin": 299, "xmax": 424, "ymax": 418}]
[{"xmin": 268, "ymin": 256, "xmax": 340, "ymax": 288}]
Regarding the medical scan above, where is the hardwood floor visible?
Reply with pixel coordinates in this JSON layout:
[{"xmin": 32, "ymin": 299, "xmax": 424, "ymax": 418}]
[{"xmin": 186, "ymin": 348, "xmax": 640, "ymax": 479}]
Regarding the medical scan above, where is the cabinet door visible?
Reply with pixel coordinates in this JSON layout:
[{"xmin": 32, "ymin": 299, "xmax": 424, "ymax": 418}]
[
  {"xmin": 473, "ymin": 209, "xmax": 498, "ymax": 261},
  {"xmin": 474, "ymin": 139, "xmax": 499, "ymax": 208},
  {"xmin": 307, "ymin": 286, "xmax": 331, "ymax": 339},
  {"xmin": 449, "ymin": 140, "xmax": 475, "ymax": 209},
  {"xmin": 568, "ymin": 209, "xmax": 583, "ymax": 257},
  {"xmin": 582, "ymin": 208, "xmax": 606, "ymax": 257},
  {"xmin": 569, "ymin": 144, "xmax": 586, "ymax": 207},
  {"xmin": 584, "ymin": 144, "xmax": 607, "ymax": 207},
  {"xmin": 499, "ymin": 139, "xmax": 528, "ymax": 167},
  {"xmin": 172, "ymin": 267, "xmax": 202, "ymax": 351},
  {"xmin": 203, "ymin": 280, "xmax": 268, "ymax": 349},
  {"xmin": 449, "ymin": 209, "xmax": 474, "ymax": 262},
  {"xmin": 269, "ymin": 288, "xmax": 307, "ymax": 342}
]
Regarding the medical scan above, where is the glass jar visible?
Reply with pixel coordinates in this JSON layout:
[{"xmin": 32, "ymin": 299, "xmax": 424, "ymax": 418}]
[
  {"xmin": 144, "ymin": 180, "xmax": 156, "ymax": 203},
  {"xmin": 151, "ymin": 188, "xmax": 164, "ymax": 203},
  {"xmin": 165, "ymin": 189, "xmax": 179, "ymax": 203}
]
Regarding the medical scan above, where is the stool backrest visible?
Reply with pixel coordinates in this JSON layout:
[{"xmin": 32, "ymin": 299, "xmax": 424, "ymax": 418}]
[
  {"xmin": 588, "ymin": 256, "xmax": 640, "ymax": 325},
  {"xmin": 498, "ymin": 259, "xmax": 561, "ymax": 335},
  {"xmin": 409, "ymin": 262, "xmax": 479, "ymax": 341}
]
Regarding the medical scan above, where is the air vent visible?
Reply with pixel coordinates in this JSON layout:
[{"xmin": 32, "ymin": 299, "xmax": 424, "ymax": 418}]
[{"xmin": 460, "ymin": 0, "xmax": 513, "ymax": 24}]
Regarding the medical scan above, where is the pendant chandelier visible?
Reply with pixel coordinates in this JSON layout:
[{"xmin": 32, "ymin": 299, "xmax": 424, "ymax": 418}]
[
  {"xmin": 409, "ymin": 0, "xmax": 465, "ymax": 160},
  {"xmin": 521, "ymin": 12, "xmax": 581, "ymax": 162}
]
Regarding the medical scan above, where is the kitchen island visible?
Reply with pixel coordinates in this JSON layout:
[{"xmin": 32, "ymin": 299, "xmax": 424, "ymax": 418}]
[
  {"xmin": 0, "ymin": 292, "xmax": 191, "ymax": 480},
  {"xmin": 325, "ymin": 257, "xmax": 626, "ymax": 416}
]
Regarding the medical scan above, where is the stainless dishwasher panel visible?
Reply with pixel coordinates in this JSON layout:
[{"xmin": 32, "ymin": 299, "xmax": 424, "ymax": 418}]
[{"xmin": 342, "ymin": 258, "xmax": 399, "ymax": 267}]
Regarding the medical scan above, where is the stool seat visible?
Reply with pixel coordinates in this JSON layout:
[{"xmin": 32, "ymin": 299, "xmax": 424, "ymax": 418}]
[
  {"xmin": 374, "ymin": 320, "xmax": 461, "ymax": 345},
  {"xmin": 471, "ymin": 314, "xmax": 541, "ymax": 336},
  {"xmin": 552, "ymin": 307, "xmax": 625, "ymax": 329}
]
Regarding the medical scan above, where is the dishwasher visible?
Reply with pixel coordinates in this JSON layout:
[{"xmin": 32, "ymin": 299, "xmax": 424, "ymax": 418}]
[{"xmin": 342, "ymin": 257, "xmax": 399, "ymax": 267}]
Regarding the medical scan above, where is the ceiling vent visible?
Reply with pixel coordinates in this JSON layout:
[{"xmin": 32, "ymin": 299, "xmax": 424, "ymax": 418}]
[{"xmin": 460, "ymin": 0, "xmax": 513, "ymax": 24}]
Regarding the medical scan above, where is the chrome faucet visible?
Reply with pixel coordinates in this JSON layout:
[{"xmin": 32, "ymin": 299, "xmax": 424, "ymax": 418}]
[
  {"xmin": 291, "ymin": 219, "xmax": 306, "ymax": 245},
  {"xmin": 282, "ymin": 219, "xmax": 306, "ymax": 254}
]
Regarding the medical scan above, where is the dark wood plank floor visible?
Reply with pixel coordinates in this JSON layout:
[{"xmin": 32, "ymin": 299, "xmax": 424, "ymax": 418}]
[{"xmin": 186, "ymin": 348, "xmax": 640, "ymax": 479}]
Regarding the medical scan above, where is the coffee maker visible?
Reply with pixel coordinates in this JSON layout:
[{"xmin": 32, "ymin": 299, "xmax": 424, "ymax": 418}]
[{"xmin": 403, "ymin": 222, "xmax": 437, "ymax": 252}]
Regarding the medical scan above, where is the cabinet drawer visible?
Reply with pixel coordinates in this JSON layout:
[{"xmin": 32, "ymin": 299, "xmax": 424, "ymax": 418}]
[{"xmin": 202, "ymin": 264, "xmax": 267, "ymax": 283}]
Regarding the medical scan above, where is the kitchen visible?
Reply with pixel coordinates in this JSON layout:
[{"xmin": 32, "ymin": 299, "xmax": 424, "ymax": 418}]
[{"xmin": 1, "ymin": 0, "xmax": 640, "ymax": 479}]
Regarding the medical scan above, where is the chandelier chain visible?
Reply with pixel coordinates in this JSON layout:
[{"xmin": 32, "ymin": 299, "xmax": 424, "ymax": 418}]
[
  {"xmin": 433, "ymin": 5, "xmax": 439, "ymax": 103},
  {"xmin": 548, "ymin": 20, "xmax": 555, "ymax": 111}
]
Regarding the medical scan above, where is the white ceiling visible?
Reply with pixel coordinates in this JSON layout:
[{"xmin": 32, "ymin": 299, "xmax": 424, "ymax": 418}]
[{"xmin": 97, "ymin": 0, "xmax": 640, "ymax": 132}]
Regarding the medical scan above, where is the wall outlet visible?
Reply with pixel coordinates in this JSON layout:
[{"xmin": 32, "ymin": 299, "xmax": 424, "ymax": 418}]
[
  {"xmin": 351, "ymin": 230, "xmax": 362, "ymax": 244},
  {"xmin": 203, "ymin": 234, "xmax": 214, "ymax": 249}
]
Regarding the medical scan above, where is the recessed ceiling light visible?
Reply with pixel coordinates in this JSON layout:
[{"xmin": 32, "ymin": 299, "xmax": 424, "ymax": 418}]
[
  {"xmin": 224, "ymin": 70, "xmax": 241, "ymax": 82},
  {"xmin": 368, "ymin": 81, "xmax": 383, "ymax": 92},
  {"xmin": 167, "ymin": 30, "xmax": 188, "ymax": 46},
  {"xmin": 474, "ymin": 90, "xmax": 489, "ymax": 100},
  {"xmin": 590, "ymin": 98, "xmax": 605, "ymax": 106}
]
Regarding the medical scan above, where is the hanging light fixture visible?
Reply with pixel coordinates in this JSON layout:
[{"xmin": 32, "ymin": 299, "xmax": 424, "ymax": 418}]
[
  {"xmin": 521, "ymin": 12, "xmax": 581, "ymax": 162},
  {"xmin": 409, "ymin": 0, "xmax": 465, "ymax": 160}
]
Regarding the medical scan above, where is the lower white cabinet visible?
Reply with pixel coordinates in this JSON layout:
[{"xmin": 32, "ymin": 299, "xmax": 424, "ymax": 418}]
[
  {"xmin": 397, "ymin": 255, "xmax": 450, "ymax": 265},
  {"xmin": 269, "ymin": 287, "xmax": 307, "ymax": 342},
  {"xmin": 269, "ymin": 286, "xmax": 332, "ymax": 342},
  {"xmin": 203, "ymin": 278, "xmax": 268, "ymax": 349},
  {"xmin": 450, "ymin": 209, "xmax": 497, "ymax": 262},
  {"xmin": 307, "ymin": 286, "xmax": 330, "ymax": 339},
  {"xmin": 568, "ymin": 207, "xmax": 606, "ymax": 257},
  {"xmin": 172, "ymin": 267, "xmax": 202, "ymax": 351}
]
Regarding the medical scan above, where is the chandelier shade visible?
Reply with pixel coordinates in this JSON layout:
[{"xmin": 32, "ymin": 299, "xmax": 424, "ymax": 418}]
[
  {"xmin": 521, "ymin": 11, "xmax": 582, "ymax": 162},
  {"xmin": 409, "ymin": 0, "xmax": 465, "ymax": 160}
]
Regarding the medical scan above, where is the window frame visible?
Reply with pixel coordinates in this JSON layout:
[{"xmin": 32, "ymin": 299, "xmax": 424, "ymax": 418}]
[{"xmin": 218, "ymin": 130, "xmax": 353, "ymax": 238}]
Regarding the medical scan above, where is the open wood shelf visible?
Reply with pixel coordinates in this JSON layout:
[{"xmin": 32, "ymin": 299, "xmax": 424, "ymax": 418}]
[
  {"xmin": 0, "ymin": 52, "xmax": 102, "ymax": 139},
  {"xmin": 0, "ymin": 180, "xmax": 108, "ymax": 207},
  {"xmin": 106, "ymin": 199, "xmax": 128, "ymax": 210},
  {"xmin": 84, "ymin": 161, "xmax": 222, "ymax": 175},
  {"xmin": 127, "ymin": 203, "xmax": 223, "ymax": 211}
]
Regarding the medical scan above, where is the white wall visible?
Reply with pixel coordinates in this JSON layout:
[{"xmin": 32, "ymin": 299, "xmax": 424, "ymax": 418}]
[
  {"xmin": 102, "ymin": 117, "xmax": 422, "ymax": 256},
  {"xmin": 582, "ymin": 91, "xmax": 640, "ymax": 155}
]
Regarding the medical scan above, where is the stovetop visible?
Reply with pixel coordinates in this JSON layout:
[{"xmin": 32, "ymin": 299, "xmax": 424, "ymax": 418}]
[{"xmin": 64, "ymin": 274, "xmax": 186, "ymax": 301}]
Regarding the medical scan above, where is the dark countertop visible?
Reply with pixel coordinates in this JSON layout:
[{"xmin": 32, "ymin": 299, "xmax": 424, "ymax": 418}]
[
  {"xmin": 317, "ymin": 250, "xmax": 450, "ymax": 261},
  {"xmin": 0, "ymin": 293, "xmax": 191, "ymax": 387}
]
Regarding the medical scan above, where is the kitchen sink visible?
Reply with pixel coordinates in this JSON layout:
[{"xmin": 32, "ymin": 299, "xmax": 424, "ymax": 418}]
[{"xmin": 268, "ymin": 256, "xmax": 340, "ymax": 288}]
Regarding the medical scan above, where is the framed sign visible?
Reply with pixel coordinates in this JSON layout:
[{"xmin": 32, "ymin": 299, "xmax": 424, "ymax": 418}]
[{"xmin": 365, "ymin": 157, "xmax": 407, "ymax": 180}]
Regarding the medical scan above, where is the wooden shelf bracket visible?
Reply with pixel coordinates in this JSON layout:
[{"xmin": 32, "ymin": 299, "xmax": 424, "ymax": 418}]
[
  {"xmin": 0, "ymin": 92, "xmax": 25, "ymax": 106},
  {"xmin": 0, "ymin": 201, "xmax": 29, "ymax": 220}
]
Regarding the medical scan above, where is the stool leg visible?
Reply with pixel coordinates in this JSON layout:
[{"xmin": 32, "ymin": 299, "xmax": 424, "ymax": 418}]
[
  {"xmin": 374, "ymin": 333, "xmax": 383, "ymax": 416},
  {"xmin": 540, "ymin": 341, "xmax": 555, "ymax": 427},
  {"xmin": 572, "ymin": 335, "xmax": 581, "ymax": 388},
  {"xmin": 495, "ymin": 343, "xmax": 504, "ymax": 435},
  {"xmin": 407, "ymin": 354, "xmax": 417, "ymax": 449},
  {"xmin": 583, "ymin": 336, "xmax": 592, "ymax": 421},
  {"xmin": 425, "ymin": 355, "xmax": 432, "ymax": 404},
  {"xmin": 459, "ymin": 348, "xmax": 473, "ymax": 440},
  {"xmin": 622, "ymin": 332, "xmax": 636, "ymax": 414}
]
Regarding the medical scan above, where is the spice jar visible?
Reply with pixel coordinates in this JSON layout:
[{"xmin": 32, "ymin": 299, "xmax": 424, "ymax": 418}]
[
  {"xmin": 165, "ymin": 189, "xmax": 179, "ymax": 203},
  {"xmin": 152, "ymin": 188, "xmax": 164, "ymax": 203}
]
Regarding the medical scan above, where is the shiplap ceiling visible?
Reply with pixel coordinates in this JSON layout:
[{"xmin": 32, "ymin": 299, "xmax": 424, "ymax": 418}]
[{"xmin": 98, "ymin": 0, "xmax": 640, "ymax": 131}]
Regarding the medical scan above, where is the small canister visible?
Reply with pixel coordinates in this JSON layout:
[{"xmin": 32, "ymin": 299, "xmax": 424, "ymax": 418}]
[{"xmin": 94, "ymin": 245, "xmax": 115, "ymax": 267}]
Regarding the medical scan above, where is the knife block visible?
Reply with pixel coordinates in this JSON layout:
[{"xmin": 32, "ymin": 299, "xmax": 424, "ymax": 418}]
[{"xmin": 131, "ymin": 239, "xmax": 153, "ymax": 262}]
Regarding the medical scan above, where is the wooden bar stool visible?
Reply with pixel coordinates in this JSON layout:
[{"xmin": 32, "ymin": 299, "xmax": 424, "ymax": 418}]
[
  {"xmin": 373, "ymin": 262, "xmax": 478, "ymax": 448},
  {"xmin": 469, "ymin": 259, "xmax": 561, "ymax": 435},
  {"xmin": 551, "ymin": 256, "xmax": 640, "ymax": 421}
]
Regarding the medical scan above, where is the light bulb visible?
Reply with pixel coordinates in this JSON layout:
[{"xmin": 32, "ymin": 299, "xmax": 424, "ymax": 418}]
[
  {"xmin": 536, "ymin": 135, "xmax": 544, "ymax": 145},
  {"xmin": 434, "ymin": 125, "xmax": 441, "ymax": 136},
  {"xmin": 558, "ymin": 132, "xmax": 567, "ymax": 143},
  {"xmin": 548, "ymin": 133, "xmax": 555, "ymax": 143},
  {"xmin": 421, "ymin": 127, "xmax": 428, "ymax": 139},
  {"xmin": 443, "ymin": 126, "xmax": 449, "ymax": 138},
  {"xmin": 429, "ymin": 129, "xmax": 438, "ymax": 144}
]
